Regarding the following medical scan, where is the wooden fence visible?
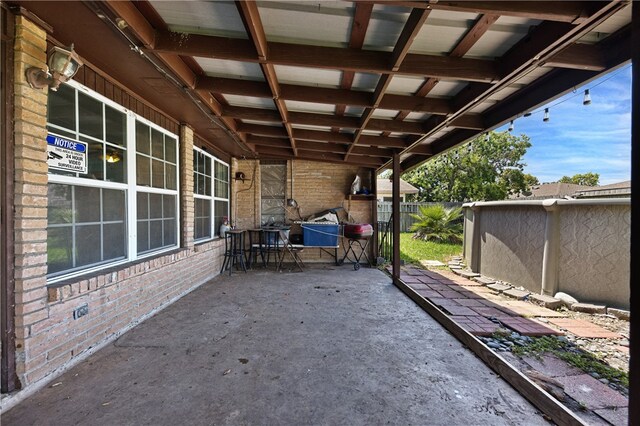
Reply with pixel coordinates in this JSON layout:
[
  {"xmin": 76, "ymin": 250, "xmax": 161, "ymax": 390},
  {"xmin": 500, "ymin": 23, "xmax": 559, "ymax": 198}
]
[{"xmin": 377, "ymin": 202, "xmax": 463, "ymax": 233}]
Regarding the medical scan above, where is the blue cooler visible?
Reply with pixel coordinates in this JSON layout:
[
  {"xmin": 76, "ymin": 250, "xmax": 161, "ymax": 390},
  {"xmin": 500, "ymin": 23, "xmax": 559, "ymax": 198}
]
[{"xmin": 301, "ymin": 222, "xmax": 339, "ymax": 247}]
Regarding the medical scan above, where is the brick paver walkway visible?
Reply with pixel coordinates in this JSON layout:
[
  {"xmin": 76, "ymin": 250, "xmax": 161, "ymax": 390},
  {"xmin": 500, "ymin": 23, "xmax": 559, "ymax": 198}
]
[{"xmin": 397, "ymin": 266, "xmax": 564, "ymax": 337}]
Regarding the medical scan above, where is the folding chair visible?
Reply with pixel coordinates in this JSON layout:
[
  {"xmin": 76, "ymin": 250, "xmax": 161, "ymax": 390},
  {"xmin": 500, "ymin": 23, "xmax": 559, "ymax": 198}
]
[{"xmin": 276, "ymin": 230, "xmax": 305, "ymax": 272}]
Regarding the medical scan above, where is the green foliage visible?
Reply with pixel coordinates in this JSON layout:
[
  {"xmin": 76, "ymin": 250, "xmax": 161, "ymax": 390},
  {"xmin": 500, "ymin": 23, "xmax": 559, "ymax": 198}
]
[
  {"xmin": 558, "ymin": 172, "xmax": 600, "ymax": 186},
  {"xmin": 399, "ymin": 233, "xmax": 462, "ymax": 264},
  {"xmin": 403, "ymin": 131, "xmax": 535, "ymax": 202},
  {"xmin": 512, "ymin": 336, "xmax": 628, "ymax": 388},
  {"xmin": 409, "ymin": 204, "xmax": 463, "ymax": 244}
]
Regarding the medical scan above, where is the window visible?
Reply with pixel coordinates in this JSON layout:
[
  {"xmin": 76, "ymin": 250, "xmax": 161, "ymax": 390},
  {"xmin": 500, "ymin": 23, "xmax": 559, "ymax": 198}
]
[
  {"xmin": 193, "ymin": 147, "xmax": 229, "ymax": 241},
  {"xmin": 46, "ymin": 81, "xmax": 179, "ymax": 280},
  {"xmin": 260, "ymin": 161, "xmax": 286, "ymax": 226}
]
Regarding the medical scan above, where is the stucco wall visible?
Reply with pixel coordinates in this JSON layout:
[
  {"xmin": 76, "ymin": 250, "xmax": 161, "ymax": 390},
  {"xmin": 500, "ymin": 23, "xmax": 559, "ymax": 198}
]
[
  {"xmin": 557, "ymin": 204, "xmax": 630, "ymax": 307},
  {"xmin": 463, "ymin": 199, "xmax": 630, "ymax": 309},
  {"xmin": 477, "ymin": 206, "xmax": 546, "ymax": 292}
]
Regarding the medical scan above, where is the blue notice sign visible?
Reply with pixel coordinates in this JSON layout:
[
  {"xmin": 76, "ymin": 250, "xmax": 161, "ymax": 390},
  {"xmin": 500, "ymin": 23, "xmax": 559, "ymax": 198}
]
[{"xmin": 47, "ymin": 134, "xmax": 88, "ymax": 173}]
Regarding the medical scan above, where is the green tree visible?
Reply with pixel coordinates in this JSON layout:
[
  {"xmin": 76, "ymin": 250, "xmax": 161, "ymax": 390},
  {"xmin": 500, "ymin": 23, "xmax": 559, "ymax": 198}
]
[
  {"xmin": 403, "ymin": 131, "xmax": 535, "ymax": 202},
  {"xmin": 558, "ymin": 172, "xmax": 599, "ymax": 186},
  {"xmin": 409, "ymin": 204, "xmax": 463, "ymax": 244}
]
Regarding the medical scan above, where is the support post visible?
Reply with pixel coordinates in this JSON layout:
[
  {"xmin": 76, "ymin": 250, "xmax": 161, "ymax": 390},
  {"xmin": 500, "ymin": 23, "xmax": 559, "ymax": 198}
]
[
  {"xmin": 541, "ymin": 200, "xmax": 560, "ymax": 296},
  {"xmin": 629, "ymin": 2, "xmax": 639, "ymax": 424},
  {"xmin": 469, "ymin": 204, "xmax": 482, "ymax": 273},
  {"xmin": 392, "ymin": 154, "xmax": 401, "ymax": 283}
]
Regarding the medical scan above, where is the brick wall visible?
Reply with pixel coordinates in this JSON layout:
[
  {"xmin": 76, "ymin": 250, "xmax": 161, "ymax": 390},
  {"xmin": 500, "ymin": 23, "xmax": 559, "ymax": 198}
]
[
  {"xmin": 10, "ymin": 16, "xmax": 226, "ymax": 390},
  {"xmin": 232, "ymin": 159, "xmax": 375, "ymax": 263}
]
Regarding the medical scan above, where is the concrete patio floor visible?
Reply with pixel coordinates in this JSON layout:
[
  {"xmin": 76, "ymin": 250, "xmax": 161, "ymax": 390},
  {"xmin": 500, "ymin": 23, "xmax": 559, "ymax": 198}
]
[{"xmin": 2, "ymin": 265, "xmax": 548, "ymax": 425}]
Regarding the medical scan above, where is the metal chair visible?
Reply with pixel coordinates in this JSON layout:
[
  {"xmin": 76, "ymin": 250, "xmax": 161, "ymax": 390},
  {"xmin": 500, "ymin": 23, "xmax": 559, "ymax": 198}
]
[
  {"xmin": 220, "ymin": 230, "xmax": 246, "ymax": 275},
  {"xmin": 276, "ymin": 230, "xmax": 305, "ymax": 272},
  {"xmin": 262, "ymin": 229, "xmax": 283, "ymax": 269},
  {"xmin": 246, "ymin": 228, "xmax": 265, "ymax": 269}
]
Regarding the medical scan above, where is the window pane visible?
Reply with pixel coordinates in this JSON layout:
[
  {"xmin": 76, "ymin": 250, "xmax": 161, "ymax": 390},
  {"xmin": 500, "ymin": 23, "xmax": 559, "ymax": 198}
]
[
  {"xmin": 103, "ymin": 223, "xmax": 126, "ymax": 260},
  {"xmin": 195, "ymin": 198, "xmax": 211, "ymax": 240},
  {"xmin": 137, "ymin": 192, "xmax": 149, "ymax": 220},
  {"xmin": 165, "ymin": 137, "xmax": 176, "ymax": 164},
  {"xmin": 163, "ymin": 195, "xmax": 176, "ymax": 219},
  {"xmin": 149, "ymin": 220, "xmax": 163, "ymax": 249},
  {"xmin": 75, "ymin": 224, "xmax": 101, "ymax": 267},
  {"xmin": 136, "ymin": 121, "xmax": 150, "ymax": 155},
  {"xmin": 165, "ymin": 164, "xmax": 177, "ymax": 190},
  {"xmin": 149, "ymin": 193, "xmax": 163, "ymax": 219},
  {"xmin": 83, "ymin": 140, "xmax": 105, "ymax": 181},
  {"xmin": 152, "ymin": 159, "xmax": 164, "ymax": 188},
  {"xmin": 48, "ymin": 227, "xmax": 73, "ymax": 274},
  {"xmin": 106, "ymin": 147, "xmax": 126, "ymax": 183},
  {"xmin": 205, "ymin": 157, "xmax": 211, "ymax": 177},
  {"xmin": 105, "ymin": 106, "xmax": 126, "ymax": 147},
  {"xmin": 215, "ymin": 162, "xmax": 228, "ymax": 182},
  {"xmin": 104, "ymin": 189, "xmax": 125, "ymax": 221},
  {"xmin": 214, "ymin": 200, "xmax": 228, "ymax": 236},
  {"xmin": 136, "ymin": 154, "xmax": 150, "ymax": 187},
  {"xmin": 195, "ymin": 173, "xmax": 205, "ymax": 196},
  {"xmin": 75, "ymin": 186, "xmax": 101, "ymax": 223},
  {"xmin": 163, "ymin": 219, "xmax": 176, "ymax": 246},
  {"xmin": 48, "ymin": 84, "xmax": 76, "ymax": 131},
  {"xmin": 78, "ymin": 92, "xmax": 103, "ymax": 139},
  {"xmin": 215, "ymin": 179, "xmax": 228, "ymax": 199},
  {"xmin": 151, "ymin": 128, "xmax": 164, "ymax": 159},
  {"xmin": 137, "ymin": 221, "xmax": 149, "ymax": 253},
  {"xmin": 48, "ymin": 184, "xmax": 72, "ymax": 224}
]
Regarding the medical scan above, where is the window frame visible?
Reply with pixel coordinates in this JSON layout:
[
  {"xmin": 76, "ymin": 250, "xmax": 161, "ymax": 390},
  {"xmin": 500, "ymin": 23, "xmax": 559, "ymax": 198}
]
[
  {"xmin": 46, "ymin": 80, "xmax": 180, "ymax": 283},
  {"xmin": 193, "ymin": 146, "xmax": 229, "ymax": 242}
]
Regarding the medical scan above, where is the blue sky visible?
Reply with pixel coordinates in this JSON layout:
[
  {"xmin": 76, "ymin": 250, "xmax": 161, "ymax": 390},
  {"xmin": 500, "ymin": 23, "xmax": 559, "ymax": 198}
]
[{"xmin": 494, "ymin": 65, "xmax": 632, "ymax": 185}]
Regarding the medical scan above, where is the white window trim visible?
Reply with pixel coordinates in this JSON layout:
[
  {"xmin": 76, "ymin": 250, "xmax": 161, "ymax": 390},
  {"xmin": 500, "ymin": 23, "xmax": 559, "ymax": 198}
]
[
  {"xmin": 193, "ymin": 146, "xmax": 229, "ymax": 242},
  {"xmin": 47, "ymin": 80, "xmax": 180, "ymax": 284}
]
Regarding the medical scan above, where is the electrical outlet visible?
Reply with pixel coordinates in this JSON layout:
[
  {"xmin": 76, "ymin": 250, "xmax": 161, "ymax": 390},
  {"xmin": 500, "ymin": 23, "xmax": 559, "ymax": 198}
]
[{"xmin": 73, "ymin": 304, "xmax": 89, "ymax": 320}]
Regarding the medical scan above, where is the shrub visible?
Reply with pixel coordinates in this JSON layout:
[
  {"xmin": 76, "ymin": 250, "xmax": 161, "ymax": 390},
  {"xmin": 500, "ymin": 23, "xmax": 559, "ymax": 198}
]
[{"xmin": 409, "ymin": 204, "xmax": 463, "ymax": 244}]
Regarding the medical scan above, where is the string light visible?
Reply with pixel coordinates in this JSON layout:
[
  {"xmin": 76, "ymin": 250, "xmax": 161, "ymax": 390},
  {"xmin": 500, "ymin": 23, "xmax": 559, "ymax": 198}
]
[
  {"xmin": 583, "ymin": 89, "xmax": 592, "ymax": 105},
  {"xmin": 508, "ymin": 120, "xmax": 514, "ymax": 132},
  {"xmin": 484, "ymin": 132, "xmax": 490, "ymax": 142},
  {"xmin": 543, "ymin": 108, "xmax": 550, "ymax": 122}
]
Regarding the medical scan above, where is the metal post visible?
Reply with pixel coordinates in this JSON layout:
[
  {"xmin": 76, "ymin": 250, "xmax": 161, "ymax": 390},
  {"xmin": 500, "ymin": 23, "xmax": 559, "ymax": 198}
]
[
  {"xmin": 392, "ymin": 154, "xmax": 401, "ymax": 283},
  {"xmin": 629, "ymin": 2, "xmax": 639, "ymax": 424}
]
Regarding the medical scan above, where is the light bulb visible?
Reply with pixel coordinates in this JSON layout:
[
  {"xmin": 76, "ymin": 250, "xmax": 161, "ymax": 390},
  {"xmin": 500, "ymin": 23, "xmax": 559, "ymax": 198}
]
[
  {"xmin": 508, "ymin": 120, "xmax": 514, "ymax": 132},
  {"xmin": 543, "ymin": 108, "xmax": 550, "ymax": 122},
  {"xmin": 583, "ymin": 89, "xmax": 591, "ymax": 105}
]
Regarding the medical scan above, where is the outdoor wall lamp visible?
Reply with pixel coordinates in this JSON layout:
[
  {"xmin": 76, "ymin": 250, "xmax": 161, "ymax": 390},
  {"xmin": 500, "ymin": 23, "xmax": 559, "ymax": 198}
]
[{"xmin": 25, "ymin": 44, "xmax": 84, "ymax": 91}]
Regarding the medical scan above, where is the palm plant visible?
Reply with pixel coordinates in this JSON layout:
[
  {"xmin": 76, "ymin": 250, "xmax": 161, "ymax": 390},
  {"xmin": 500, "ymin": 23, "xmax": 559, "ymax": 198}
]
[{"xmin": 409, "ymin": 204, "xmax": 463, "ymax": 244}]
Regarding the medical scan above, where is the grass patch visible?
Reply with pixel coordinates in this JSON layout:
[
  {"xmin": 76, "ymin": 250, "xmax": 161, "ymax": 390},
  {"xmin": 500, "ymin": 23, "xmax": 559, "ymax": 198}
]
[
  {"xmin": 512, "ymin": 336, "xmax": 628, "ymax": 388},
  {"xmin": 399, "ymin": 232, "xmax": 462, "ymax": 264}
]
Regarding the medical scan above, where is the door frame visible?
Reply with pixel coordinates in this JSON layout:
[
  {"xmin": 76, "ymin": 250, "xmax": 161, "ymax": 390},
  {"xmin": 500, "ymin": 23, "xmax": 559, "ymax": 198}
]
[{"xmin": 1, "ymin": 3, "xmax": 17, "ymax": 393}]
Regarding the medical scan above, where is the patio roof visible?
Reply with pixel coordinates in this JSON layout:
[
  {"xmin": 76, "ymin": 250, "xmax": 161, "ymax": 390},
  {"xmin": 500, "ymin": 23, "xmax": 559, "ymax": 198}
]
[{"xmin": 18, "ymin": 1, "xmax": 632, "ymax": 170}]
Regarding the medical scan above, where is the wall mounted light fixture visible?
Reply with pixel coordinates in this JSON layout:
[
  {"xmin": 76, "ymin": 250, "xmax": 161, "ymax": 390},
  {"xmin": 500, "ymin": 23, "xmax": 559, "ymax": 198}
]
[{"xmin": 26, "ymin": 44, "xmax": 84, "ymax": 91}]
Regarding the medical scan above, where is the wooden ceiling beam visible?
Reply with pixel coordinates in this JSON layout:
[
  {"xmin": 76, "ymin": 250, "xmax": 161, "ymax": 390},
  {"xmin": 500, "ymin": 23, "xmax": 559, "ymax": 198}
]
[
  {"xmin": 358, "ymin": 135, "xmax": 408, "ymax": 149},
  {"xmin": 223, "ymin": 105, "xmax": 282, "ymax": 122},
  {"xmin": 449, "ymin": 114, "xmax": 485, "ymax": 130},
  {"xmin": 255, "ymin": 146, "xmax": 383, "ymax": 167},
  {"xmin": 372, "ymin": 1, "xmax": 598, "ymax": 23},
  {"xmin": 237, "ymin": 123, "xmax": 288, "ymax": 137},
  {"xmin": 104, "ymin": 0, "xmax": 156, "ymax": 48},
  {"xmin": 196, "ymin": 77, "xmax": 272, "ymax": 98},
  {"xmin": 383, "ymin": 13, "xmax": 498, "ymax": 139},
  {"xmin": 197, "ymin": 76, "xmax": 452, "ymax": 113},
  {"xmin": 153, "ymin": 30, "xmax": 500, "ymax": 82},
  {"xmin": 246, "ymin": 135, "xmax": 291, "ymax": 148},
  {"xmin": 293, "ymin": 129, "xmax": 352, "ymax": 144},
  {"xmin": 545, "ymin": 43, "xmax": 607, "ymax": 71},
  {"xmin": 236, "ymin": 1, "xmax": 298, "ymax": 155},
  {"xmin": 347, "ymin": 8, "xmax": 431, "ymax": 160},
  {"xmin": 367, "ymin": 118, "xmax": 425, "ymax": 134}
]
